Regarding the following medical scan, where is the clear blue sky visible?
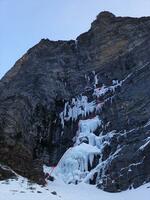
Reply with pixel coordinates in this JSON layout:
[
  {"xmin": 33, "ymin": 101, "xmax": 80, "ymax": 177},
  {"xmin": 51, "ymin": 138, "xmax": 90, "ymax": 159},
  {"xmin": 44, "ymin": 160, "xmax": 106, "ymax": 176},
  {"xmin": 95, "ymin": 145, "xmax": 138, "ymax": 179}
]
[{"xmin": 0, "ymin": 0, "xmax": 150, "ymax": 78}]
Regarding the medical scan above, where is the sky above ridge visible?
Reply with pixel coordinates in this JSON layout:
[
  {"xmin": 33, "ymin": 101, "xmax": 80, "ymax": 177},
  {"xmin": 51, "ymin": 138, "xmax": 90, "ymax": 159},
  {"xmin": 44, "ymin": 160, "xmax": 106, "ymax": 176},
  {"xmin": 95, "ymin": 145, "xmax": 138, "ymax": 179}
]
[{"xmin": 0, "ymin": 0, "xmax": 150, "ymax": 78}]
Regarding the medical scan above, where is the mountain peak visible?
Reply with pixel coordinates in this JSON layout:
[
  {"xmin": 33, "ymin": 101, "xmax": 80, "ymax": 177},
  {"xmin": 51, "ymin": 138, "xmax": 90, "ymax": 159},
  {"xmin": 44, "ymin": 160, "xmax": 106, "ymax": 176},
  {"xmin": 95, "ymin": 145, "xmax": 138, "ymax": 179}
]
[
  {"xmin": 91, "ymin": 11, "xmax": 116, "ymax": 29},
  {"xmin": 97, "ymin": 11, "xmax": 116, "ymax": 19}
]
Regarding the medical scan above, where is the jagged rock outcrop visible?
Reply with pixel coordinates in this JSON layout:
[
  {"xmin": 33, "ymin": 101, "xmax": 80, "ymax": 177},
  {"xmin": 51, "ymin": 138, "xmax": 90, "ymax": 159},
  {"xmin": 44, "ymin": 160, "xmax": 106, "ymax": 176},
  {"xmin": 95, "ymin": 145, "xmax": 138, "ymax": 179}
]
[{"xmin": 1, "ymin": 11, "xmax": 150, "ymax": 191}]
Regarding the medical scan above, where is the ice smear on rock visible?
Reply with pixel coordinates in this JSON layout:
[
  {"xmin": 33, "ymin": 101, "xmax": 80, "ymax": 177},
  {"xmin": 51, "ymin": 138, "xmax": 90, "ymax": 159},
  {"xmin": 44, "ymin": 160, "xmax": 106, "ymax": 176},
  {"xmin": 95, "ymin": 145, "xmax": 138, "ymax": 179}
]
[{"xmin": 93, "ymin": 80, "xmax": 122, "ymax": 98}]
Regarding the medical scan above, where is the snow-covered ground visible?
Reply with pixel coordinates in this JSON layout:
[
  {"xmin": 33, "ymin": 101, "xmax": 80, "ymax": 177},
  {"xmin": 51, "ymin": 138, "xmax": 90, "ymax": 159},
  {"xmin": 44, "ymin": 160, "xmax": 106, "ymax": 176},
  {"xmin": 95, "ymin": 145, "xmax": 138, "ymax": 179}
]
[
  {"xmin": 1, "ymin": 174, "xmax": 150, "ymax": 200},
  {"xmin": 0, "ymin": 176, "xmax": 59, "ymax": 200}
]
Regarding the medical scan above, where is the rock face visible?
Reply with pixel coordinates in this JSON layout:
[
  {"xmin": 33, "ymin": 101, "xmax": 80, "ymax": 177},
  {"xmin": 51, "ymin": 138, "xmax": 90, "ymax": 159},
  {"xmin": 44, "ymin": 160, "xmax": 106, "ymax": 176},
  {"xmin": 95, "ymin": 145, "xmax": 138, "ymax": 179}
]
[
  {"xmin": 1, "ymin": 11, "xmax": 150, "ymax": 191},
  {"xmin": 0, "ymin": 165, "xmax": 16, "ymax": 181}
]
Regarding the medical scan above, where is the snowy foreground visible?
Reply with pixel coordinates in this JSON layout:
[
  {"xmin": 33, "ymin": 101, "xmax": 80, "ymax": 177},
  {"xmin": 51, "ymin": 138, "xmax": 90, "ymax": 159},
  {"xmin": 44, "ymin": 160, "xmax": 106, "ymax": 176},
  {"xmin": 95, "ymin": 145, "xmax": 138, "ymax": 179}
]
[{"xmin": 0, "ymin": 174, "xmax": 150, "ymax": 200}]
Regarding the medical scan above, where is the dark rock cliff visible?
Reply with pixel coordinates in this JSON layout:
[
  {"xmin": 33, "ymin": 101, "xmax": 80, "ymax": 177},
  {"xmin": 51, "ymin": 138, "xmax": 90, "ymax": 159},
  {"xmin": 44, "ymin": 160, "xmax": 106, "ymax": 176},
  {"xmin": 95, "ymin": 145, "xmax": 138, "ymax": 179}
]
[{"xmin": 1, "ymin": 11, "xmax": 150, "ymax": 191}]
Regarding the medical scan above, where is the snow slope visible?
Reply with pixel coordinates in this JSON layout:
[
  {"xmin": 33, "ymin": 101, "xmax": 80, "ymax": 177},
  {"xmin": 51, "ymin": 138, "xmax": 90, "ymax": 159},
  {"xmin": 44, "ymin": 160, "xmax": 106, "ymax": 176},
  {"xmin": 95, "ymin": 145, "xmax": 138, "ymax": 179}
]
[
  {"xmin": 1, "ymin": 174, "xmax": 150, "ymax": 200},
  {"xmin": 0, "ymin": 176, "xmax": 60, "ymax": 200}
]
